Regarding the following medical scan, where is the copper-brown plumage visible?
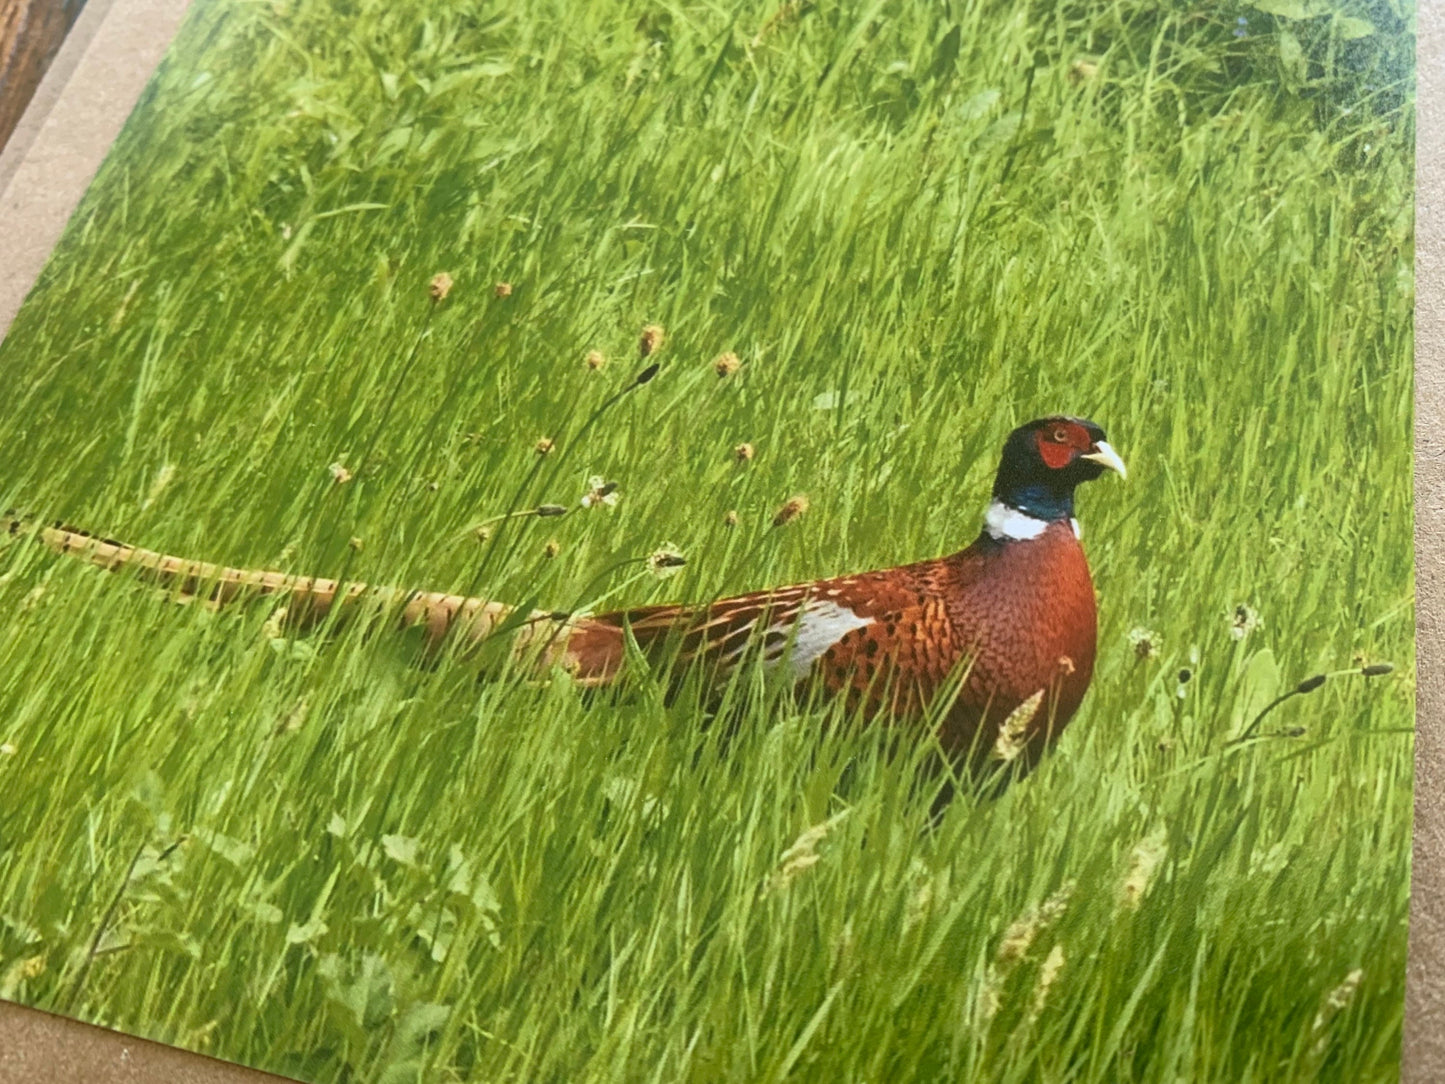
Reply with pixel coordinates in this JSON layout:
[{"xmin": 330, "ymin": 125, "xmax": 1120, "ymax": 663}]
[{"xmin": 561, "ymin": 520, "xmax": 1097, "ymax": 772}]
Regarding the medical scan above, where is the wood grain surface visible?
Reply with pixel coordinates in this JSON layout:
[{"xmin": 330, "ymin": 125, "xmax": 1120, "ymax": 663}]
[{"xmin": 0, "ymin": 0, "xmax": 86, "ymax": 151}]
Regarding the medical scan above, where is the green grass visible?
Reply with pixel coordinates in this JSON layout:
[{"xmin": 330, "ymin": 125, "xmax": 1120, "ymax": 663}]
[{"xmin": 0, "ymin": 0, "xmax": 1416, "ymax": 1080}]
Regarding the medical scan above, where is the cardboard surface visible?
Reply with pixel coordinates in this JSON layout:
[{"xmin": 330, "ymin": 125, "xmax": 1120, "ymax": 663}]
[
  {"xmin": 1405, "ymin": 5, "xmax": 1443, "ymax": 1080},
  {"xmin": 0, "ymin": 2, "xmax": 1432, "ymax": 1081}
]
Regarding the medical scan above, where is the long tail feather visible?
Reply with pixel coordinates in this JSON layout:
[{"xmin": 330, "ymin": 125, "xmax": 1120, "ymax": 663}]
[{"xmin": 3, "ymin": 514, "xmax": 585, "ymax": 670}]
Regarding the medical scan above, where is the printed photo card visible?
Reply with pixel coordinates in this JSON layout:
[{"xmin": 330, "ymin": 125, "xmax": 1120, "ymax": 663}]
[{"xmin": 0, "ymin": 1, "xmax": 1418, "ymax": 1080}]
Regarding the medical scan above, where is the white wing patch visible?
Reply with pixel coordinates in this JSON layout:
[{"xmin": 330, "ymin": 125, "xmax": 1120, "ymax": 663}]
[
  {"xmin": 782, "ymin": 600, "xmax": 874, "ymax": 680},
  {"xmin": 712, "ymin": 596, "xmax": 873, "ymax": 678},
  {"xmin": 984, "ymin": 500, "xmax": 1049, "ymax": 541}
]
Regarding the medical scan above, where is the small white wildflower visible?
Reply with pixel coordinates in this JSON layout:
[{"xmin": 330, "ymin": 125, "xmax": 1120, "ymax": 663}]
[
  {"xmin": 1229, "ymin": 604, "xmax": 1262, "ymax": 640},
  {"xmin": 1176, "ymin": 665, "xmax": 1194, "ymax": 699},
  {"xmin": 0, "ymin": 742, "xmax": 15, "ymax": 757},
  {"xmin": 1127, "ymin": 626, "xmax": 1161, "ymax": 660},
  {"xmin": 580, "ymin": 476, "xmax": 619, "ymax": 509}
]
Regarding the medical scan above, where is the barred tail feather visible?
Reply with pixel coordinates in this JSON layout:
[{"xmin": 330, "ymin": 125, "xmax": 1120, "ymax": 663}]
[{"xmin": 3, "ymin": 514, "xmax": 588, "ymax": 673}]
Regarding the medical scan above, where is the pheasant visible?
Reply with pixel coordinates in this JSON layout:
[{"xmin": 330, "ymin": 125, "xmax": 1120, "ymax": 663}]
[{"xmin": 5, "ymin": 415, "xmax": 1124, "ymax": 776}]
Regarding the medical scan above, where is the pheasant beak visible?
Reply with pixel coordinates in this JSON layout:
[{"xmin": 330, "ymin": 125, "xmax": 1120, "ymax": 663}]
[{"xmin": 1081, "ymin": 441, "xmax": 1127, "ymax": 480}]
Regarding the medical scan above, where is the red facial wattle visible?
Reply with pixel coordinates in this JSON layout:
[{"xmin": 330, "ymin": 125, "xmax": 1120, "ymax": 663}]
[{"xmin": 1034, "ymin": 421, "xmax": 1092, "ymax": 470}]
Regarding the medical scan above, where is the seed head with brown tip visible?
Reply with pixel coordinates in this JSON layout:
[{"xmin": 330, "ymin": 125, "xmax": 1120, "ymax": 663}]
[
  {"xmin": 773, "ymin": 495, "xmax": 809, "ymax": 527},
  {"xmin": 734, "ymin": 442, "xmax": 755, "ymax": 463},
  {"xmin": 647, "ymin": 544, "xmax": 686, "ymax": 579},
  {"xmin": 585, "ymin": 350, "xmax": 606, "ymax": 371},
  {"xmin": 714, "ymin": 351, "xmax": 741, "ymax": 377},
  {"xmin": 494, "ymin": 282, "xmax": 512, "ymax": 299},
  {"xmin": 580, "ymin": 477, "xmax": 620, "ymax": 509},
  {"xmin": 429, "ymin": 272, "xmax": 454, "ymax": 302},
  {"xmin": 639, "ymin": 324, "xmax": 665, "ymax": 358}
]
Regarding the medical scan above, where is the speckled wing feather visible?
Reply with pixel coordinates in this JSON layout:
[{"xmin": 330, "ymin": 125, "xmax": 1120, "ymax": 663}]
[{"xmin": 563, "ymin": 560, "xmax": 975, "ymax": 698}]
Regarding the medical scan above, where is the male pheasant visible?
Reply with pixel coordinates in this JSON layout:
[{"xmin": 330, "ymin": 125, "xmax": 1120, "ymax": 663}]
[{"xmin": 6, "ymin": 415, "xmax": 1124, "ymax": 776}]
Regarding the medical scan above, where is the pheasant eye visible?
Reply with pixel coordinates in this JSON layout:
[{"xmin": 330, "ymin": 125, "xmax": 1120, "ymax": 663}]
[{"xmin": 1052, "ymin": 427, "xmax": 1069, "ymax": 443}]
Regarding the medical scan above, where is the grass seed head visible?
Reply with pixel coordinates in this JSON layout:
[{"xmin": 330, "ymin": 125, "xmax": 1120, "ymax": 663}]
[
  {"xmin": 1311, "ymin": 968, "xmax": 1364, "ymax": 1057},
  {"xmin": 143, "ymin": 463, "xmax": 176, "ymax": 509},
  {"xmin": 262, "ymin": 606, "xmax": 289, "ymax": 641},
  {"xmin": 724, "ymin": 510, "xmax": 739, "ymax": 528},
  {"xmin": 773, "ymin": 494, "xmax": 808, "ymax": 527},
  {"xmin": 995, "ymin": 882, "xmax": 1073, "ymax": 966},
  {"xmin": 714, "ymin": 351, "xmax": 741, "ymax": 377},
  {"xmin": 494, "ymin": 281, "xmax": 512, "ymax": 298},
  {"xmin": 585, "ymin": 350, "xmax": 605, "ymax": 371},
  {"xmin": 543, "ymin": 539, "xmax": 560, "ymax": 559},
  {"xmin": 648, "ymin": 544, "xmax": 686, "ymax": 579},
  {"xmin": 474, "ymin": 524, "xmax": 494, "ymax": 543},
  {"xmin": 639, "ymin": 324, "xmax": 665, "ymax": 358},
  {"xmin": 1314, "ymin": 969, "xmax": 1364, "ymax": 1031},
  {"xmin": 328, "ymin": 462, "xmax": 353, "ymax": 485},
  {"xmin": 1029, "ymin": 944, "xmax": 1066, "ymax": 1023},
  {"xmin": 993, "ymin": 688, "xmax": 1044, "ymax": 763},
  {"xmin": 429, "ymin": 272, "xmax": 454, "ymax": 301},
  {"xmin": 348, "ymin": 536, "xmax": 364, "ymax": 551},
  {"xmin": 734, "ymin": 442, "xmax": 755, "ymax": 463},
  {"xmin": 764, "ymin": 810, "xmax": 849, "ymax": 895},
  {"xmin": 580, "ymin": 477, "xmax": 620, "ymax": 509},
  {"xmin": 1120, "ymin": 829, "xmax": 1168, "ymax": 910},
  {"xmin": 979, "ymin": 883, "xmax": 1073, "ymax": 1025},
  {"xmin": 0, "ymin": 742, "xmax": 15, "ymax": 757},
  {"xmin": 534, "ymin": 437, "xmax": 555, "ymax": 456},
  {"xmin": 1067, "ymin": 58, "xmax": 1099, "ymax": 84}
]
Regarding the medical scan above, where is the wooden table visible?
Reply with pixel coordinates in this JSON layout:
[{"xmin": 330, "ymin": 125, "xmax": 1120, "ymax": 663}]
[{"xmin": 0, "ymin": 0, "xmax": 87, "ymax": 151}]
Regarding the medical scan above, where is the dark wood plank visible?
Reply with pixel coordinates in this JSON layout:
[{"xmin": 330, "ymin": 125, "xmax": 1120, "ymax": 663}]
[{"xmin": 0, "ymin": 0, "xmax": 88, "ymax": 152}]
